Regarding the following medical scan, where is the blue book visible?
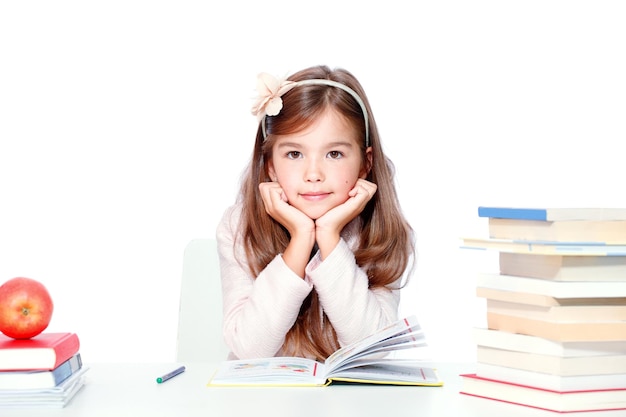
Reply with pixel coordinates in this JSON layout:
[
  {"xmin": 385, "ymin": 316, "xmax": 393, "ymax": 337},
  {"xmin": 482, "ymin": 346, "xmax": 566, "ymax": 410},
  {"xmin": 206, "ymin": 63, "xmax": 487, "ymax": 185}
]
[
  {"xmin": 478, "ymin": 207, "xmax": 626, "ymax": 222},
  {"xmin": 462, "ymin": 237, "xmax": 626, "ymax": 256}
]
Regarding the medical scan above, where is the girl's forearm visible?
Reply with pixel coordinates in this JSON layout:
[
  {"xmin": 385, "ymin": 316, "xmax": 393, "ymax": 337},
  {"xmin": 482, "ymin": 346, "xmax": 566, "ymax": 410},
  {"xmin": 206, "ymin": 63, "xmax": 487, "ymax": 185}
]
[{"xmin": 282, "ymin": 230, "xmax": 315, "ymax": 278}]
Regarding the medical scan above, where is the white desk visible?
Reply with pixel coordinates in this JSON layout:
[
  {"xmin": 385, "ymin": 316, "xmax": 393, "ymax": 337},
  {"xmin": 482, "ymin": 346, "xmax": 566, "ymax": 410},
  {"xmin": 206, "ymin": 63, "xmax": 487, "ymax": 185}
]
[{"xmin": 2, "ymin": 362, "xmax": 624, "ymax": 417}]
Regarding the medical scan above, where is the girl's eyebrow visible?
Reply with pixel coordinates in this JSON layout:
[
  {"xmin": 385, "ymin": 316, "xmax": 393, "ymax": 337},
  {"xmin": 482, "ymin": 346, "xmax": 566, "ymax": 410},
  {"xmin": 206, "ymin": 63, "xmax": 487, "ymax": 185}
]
[
  {"xmin": 276, "ymin": 140, "xmax": 354, "ymax": 149},
  {"xmin": 275, "ymin": 141, "xmax": 303, "ymax": 149},
  {"xmin": 326, "ymin": 140, "xmax": 355, "ymax": 148}
]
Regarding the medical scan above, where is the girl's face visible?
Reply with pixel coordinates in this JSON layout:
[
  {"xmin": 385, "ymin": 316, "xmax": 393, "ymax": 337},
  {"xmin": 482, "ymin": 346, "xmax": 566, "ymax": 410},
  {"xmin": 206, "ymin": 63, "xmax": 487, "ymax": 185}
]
[{"xmin": 267, "ymin": 108, "xmax": 371, "ymax": 220}]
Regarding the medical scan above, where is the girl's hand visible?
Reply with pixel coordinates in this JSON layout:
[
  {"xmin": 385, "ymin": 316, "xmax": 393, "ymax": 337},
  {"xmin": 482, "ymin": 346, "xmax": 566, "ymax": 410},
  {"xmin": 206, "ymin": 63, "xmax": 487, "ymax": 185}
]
[
  {"xmin": 315, "ymin": 179, "xmax": 377, "ymax": 258},
  {"xmin": 259, "ymin": 182, "xmax": 315, "ymax": 277},
  {"xmin": 258, "ymin": 182, "xmax": 314, "ymax": 235}
]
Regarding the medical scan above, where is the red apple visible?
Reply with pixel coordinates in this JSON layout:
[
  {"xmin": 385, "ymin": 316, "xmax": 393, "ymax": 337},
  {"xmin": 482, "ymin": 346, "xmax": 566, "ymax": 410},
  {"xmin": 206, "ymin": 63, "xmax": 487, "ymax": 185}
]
[{"xmin": 0, "ymin": 277, "xmax": 54, "ymax": 339}]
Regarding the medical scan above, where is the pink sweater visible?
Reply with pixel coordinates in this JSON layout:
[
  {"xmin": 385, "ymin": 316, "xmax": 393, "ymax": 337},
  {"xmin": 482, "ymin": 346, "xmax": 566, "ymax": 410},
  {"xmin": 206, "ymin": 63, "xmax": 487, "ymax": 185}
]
[{"xmin": 216, "ymin": 203, "xmax": 402, "ymax": 360}]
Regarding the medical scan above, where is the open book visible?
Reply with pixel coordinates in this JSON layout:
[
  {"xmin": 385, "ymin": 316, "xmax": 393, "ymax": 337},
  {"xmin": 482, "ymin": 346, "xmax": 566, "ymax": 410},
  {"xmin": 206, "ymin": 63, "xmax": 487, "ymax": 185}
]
[{"xmin": 208, "ymin": 316, "xmax": 443, "ymax": 387}]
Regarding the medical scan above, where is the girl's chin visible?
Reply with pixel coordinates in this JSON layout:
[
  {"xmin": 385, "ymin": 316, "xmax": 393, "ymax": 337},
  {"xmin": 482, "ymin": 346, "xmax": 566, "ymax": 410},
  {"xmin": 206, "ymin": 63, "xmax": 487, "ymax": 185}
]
[
  {"xmin": 304, "ymin": 211, "xmax": 328, "ymax": 221},
  {"xmin": 293, "ymin": 197, "xmax": 349, "ymax": 220},
  {"xmin": 298, "ymin": 206, "xmax": 333, "ymax": 221}
]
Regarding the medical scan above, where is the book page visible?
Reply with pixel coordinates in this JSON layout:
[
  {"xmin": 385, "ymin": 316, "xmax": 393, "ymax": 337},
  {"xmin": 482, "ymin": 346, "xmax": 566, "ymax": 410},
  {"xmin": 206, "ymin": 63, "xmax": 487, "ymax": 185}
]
[
  {"xmin": 210, "ymin": 357, "xmax": 325, "ymax": 384},
  {"xmin": 338, "ymin": 329, "xmax": 427, "ymax": 365},
  {"xmin": 324, "ymin": 316, "xmax": 420, "ymax": 373},
  {"xmin": 328, "ymin": 360, "xmax": 442, "ymax": 385}
]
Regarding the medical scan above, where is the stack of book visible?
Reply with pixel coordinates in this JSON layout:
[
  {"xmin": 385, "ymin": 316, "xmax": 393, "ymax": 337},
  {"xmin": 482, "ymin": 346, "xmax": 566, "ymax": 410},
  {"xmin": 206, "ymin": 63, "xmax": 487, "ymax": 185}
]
[
  {"xmin": 460, "ymin": 207, "xmax": 626, "ymax": 413},
  {"xmin": 0, "ymin": 332, "xmax": 87, "ymax": 409}
]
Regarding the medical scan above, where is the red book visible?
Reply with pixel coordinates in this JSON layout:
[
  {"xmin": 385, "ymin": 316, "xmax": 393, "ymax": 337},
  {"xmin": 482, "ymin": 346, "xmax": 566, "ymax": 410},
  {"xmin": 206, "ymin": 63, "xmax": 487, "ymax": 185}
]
[
  {"xmin": 460, "ymin": 373, "xmax": 626, "ymax": 413},
  {"xmin": 0, "ymin": 332, "xmax": 80, "ymax": 371}
]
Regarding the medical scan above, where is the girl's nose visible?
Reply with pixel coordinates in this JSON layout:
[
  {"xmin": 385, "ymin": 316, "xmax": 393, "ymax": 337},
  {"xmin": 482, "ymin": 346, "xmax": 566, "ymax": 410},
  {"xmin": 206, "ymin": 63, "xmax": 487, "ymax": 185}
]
[{"xmin": 304, "ymin": 159, "xmax": 323, "ymax": 182}]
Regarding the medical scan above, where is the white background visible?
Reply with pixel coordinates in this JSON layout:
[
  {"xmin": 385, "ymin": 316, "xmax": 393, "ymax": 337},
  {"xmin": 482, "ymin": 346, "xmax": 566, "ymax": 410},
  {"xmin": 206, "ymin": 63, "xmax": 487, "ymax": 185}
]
[{"xmin": 1, "ymin": 1, "xmax": 624, "ymax": 363}]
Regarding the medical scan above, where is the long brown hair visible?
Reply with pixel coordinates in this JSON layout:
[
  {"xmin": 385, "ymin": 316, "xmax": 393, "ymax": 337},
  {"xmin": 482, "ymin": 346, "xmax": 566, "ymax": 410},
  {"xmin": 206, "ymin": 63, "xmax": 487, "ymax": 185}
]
[{"xmin": 236, "ymin": 65, "xmax": 414, "ymax": 360}]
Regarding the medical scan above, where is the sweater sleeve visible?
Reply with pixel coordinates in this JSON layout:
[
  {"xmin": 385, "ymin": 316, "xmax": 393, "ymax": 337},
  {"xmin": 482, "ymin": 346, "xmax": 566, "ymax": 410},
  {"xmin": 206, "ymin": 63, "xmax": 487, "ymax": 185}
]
[
  {"xmin": 216, "ymin": 205, "xmax": 312, "ymax": 359},
  {"xmin": 306, "ymin": 238, "xmax": 401, "ymax": 348}
]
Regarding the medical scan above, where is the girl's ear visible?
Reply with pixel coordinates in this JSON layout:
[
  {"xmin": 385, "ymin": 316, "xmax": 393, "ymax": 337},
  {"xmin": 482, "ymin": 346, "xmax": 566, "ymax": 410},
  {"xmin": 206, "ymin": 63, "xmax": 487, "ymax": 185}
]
[
  {"xmin": 360, "ymin": 147, "xmax": 373, "ymax": 179},
  {"xmin": 267, "ymin": 160, "xmax": 277, "ymax": 182}
]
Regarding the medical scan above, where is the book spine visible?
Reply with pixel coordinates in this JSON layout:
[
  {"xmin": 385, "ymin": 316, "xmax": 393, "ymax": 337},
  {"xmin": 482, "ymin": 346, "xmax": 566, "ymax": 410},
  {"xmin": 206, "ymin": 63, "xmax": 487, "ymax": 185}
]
[
  {"xmin": 478, "ymin": 207, "xmax": 547, "ymax": 221},
  {"xmin": 52, "ymin": 333, "xmax": 81, "ymax": 369},
  {"xmin": 52, "ymin": 353, "xmax": 82, "ymax": 385}
]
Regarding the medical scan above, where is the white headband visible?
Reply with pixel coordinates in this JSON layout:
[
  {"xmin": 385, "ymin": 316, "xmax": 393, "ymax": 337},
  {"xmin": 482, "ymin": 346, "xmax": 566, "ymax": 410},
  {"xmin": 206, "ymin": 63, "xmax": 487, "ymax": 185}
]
[{"xmin": 251, "ymin": 73, "xmax": 370, "ymax": 147}]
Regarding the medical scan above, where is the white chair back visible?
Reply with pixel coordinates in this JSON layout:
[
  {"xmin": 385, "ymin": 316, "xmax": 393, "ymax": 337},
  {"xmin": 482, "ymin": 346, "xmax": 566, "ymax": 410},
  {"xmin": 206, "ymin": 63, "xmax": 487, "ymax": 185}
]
[{"xmin": 176, "ymin": 238, "xmax": 229, "ymax": 362}]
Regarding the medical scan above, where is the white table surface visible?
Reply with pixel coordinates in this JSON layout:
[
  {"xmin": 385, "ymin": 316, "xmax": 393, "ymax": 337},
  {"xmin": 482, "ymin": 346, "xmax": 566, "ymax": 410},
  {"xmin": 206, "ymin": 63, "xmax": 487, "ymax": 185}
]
[{"xmin": 2, "ymin": 362, "xmax": 624, "ymax": 417}]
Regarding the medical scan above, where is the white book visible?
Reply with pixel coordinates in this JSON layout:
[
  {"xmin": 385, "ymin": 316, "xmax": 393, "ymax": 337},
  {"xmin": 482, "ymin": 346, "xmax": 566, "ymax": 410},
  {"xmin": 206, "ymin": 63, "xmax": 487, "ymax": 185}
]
[
  {"xmin": 473, "ymin": 328, "xmax": 626, "ymax": 357},
  {"xmin": 476, "ymin": 272, "xmax": 626, "ymax": 298},
  {"xmin": 475, "ymin": 362, "xmax": 626, "ymax": 391},
  {"xmin": 477, "ymin": 346, "xmax": 626, "ymax": 376},
  {"xmin": 208, "ymin": 316, "xmax": 442, "ymax": 387}
]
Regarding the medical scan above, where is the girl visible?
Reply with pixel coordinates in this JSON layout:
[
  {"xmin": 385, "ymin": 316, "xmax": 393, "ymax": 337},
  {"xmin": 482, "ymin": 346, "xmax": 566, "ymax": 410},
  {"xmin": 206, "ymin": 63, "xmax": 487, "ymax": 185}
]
[{"xmin": 217, "ymin": 65, "xmax": 414, "ymax": 361}]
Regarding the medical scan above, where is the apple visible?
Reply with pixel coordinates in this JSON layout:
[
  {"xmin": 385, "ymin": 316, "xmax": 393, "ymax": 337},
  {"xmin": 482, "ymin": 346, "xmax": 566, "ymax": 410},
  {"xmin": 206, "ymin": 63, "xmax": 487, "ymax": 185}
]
[{"xmin": 0, "ymin": 277, "xmax": 54, "ymax": 339}]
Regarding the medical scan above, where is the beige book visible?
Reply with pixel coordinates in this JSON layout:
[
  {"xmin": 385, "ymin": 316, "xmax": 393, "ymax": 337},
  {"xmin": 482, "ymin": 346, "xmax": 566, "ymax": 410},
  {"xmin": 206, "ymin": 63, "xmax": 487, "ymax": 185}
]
[
  {"xmin": 499, "ymin": 252, "xmax": 626, "ymax": 281},
  {"xmin": 489, "ymin": 217, "xmax": 626, "ymax": 244},
  {"xmin": 476, "ymin": 286, "xmax": 626, "ymax": 307},
  {"xmin": 487, "ymin": 312, "xmax": 626, "ymax": 342},
  {"xmin": 486, "ymin": 299, "xmax": 626, "ymax": 321}
]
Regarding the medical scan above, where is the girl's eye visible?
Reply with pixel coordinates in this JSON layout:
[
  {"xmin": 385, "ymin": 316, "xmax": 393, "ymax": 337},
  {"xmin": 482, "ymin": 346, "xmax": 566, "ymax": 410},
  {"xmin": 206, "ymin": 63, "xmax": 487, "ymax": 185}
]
[
  {"xmin": 328, "ymin": 151, "xmax": 343, "ymax": 159},
  {"xmin": 286, "ymin": 151, "xmax": 302, "ymax": 159}
]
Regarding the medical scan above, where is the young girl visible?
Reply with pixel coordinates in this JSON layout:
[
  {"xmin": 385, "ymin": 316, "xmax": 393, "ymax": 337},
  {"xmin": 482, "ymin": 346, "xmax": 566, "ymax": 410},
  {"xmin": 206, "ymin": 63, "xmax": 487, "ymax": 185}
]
[{"xmin": 217, "ymin": 65, "xmax": 414, "ymax": 361}]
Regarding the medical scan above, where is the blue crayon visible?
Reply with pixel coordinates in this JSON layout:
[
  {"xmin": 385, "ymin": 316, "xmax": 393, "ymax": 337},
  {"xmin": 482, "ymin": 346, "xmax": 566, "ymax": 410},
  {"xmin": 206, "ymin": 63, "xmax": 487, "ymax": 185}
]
[{"xmin": 156, "ymin": 366, "xmax": 186, "ymax": 384}]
